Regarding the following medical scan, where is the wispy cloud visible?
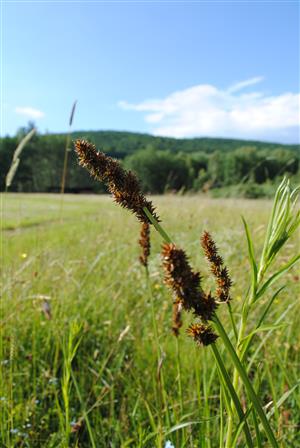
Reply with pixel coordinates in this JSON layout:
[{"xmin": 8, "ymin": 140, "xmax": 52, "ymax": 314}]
[
  {"xmin": 15, "ymin": 106, "xmax": 45, "ymax": 119},
  {"xmin": 118, "ymin": 78, "xmax": 300, "ymax": 142},
  {"xmin": 227, "ymin": 76, "xmax": 264, "ymax": 93}
]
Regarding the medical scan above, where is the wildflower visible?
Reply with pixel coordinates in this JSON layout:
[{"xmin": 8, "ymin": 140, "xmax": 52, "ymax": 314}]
[
  {"xmin": 21, "ymin": 253, "xmax": 27, "ymax": 259},
  {"xmin": 186, "ymin": 322, "xmax": 218, "ymax": 346},
  {"xmin": 138, "ymin": 222, "xmax": 151, "ymax": 267},
  {"xmin": 74, "ymin": 139, "xmax": 159, "ymax": 224},
  {"xmin": 201, "ymin": 231, "xmax": 232, "ymax": 302},
  {"xmin": 162, "ymin": 243, "xmax": 217, "ymax": 321}
]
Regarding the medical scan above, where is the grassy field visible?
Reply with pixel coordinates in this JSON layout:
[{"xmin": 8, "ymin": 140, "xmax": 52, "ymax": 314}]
[{"xmin": 1, "ymin": 193, "xmax": 299, "ymax": 447}]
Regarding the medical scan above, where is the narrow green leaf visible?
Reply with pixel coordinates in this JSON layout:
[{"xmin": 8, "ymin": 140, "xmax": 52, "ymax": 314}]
[
  {"xmin": 165, "ymin": 421, "xmax": 202, "ymax": 434},
  {"xmin": 240, "ymin": 324, "xmax": 285, "ymax": 345},
  {"xmin": 240, "ymin": 286, "xmax": 285, "ymax": 361},
  {"xmin": 260, "ymin": 177, "xmax": 287, "ymax": 266},
  {"xmin": 242, "ymin": 216, "xmax": 258, "ymax": 290},
  {"xmin": 252, "ymin": 409, "xmax": 263, "ymax": 448},
  {"xmin": 213, "ymin": 315, "xmax": 279, "ymax": 448},
  {"xmin": 210, "ymin": 344, "xmax": 254, "ymax": 448},
  {"xmin": 256, "ymin": 254, "xmax": 300, "ymax": 301},
  {"xmin": 247, "ymin": 302, "xmax": 296, "ymax": 372},
  {"xmin": 265, "ymin": 381, "xmax": 300, "ymax": 421},
  {"xmin": 231, "ymin": 406, "xmax": 253, "ymax": 448}
]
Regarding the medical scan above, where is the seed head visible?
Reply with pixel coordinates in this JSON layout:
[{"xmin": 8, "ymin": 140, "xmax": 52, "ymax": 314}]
[
  {"xmin": 201, "ymin": 231, "xmax": 232, "ymax": 302},
  {"xmin": 186, "ymin": 322, "xmax": 218, "ymax": 346},
  {"xmin": 162, "ymin": 243, "xmax": 217, "ymax": 320},
  {"xmin": 74, "ymin": 139, "xmax": 159, "ymax": 224},
  {"xmin": 139, "ymin": 222, "xmax": 151, "ymax": 267}
]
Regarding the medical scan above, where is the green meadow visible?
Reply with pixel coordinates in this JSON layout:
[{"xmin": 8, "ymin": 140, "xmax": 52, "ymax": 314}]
[{"xmin": 1, "ymin": 193, "xmax": 299, "ymax": 447}]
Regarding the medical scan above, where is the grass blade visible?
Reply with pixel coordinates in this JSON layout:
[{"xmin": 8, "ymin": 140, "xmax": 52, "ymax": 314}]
[
  {"xmin": 213, "ymin": 315, "xmax": 279, "ymax": 448},
  {"xmin": 210, "ymin": 344, "xmax": 254, "ymax": 448},
  {"xmin": 256, "ymin": 254, "xmax": 300, "ymax": 301},
  {"xmin": 242, "ymin": 216, "xmax": 258, "ymax": 291}
]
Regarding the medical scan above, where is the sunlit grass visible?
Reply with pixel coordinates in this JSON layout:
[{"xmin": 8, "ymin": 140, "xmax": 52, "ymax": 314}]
[{"xmin": 1, "ymin": 193, "xmax": 299, "ymax": 447}]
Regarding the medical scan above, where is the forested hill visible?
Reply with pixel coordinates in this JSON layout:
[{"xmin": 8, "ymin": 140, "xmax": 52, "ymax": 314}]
[
  {"xmin": 70, "ymin": 130, "xmax": 299, "ymax": 157},
  {"xmin": 1, "ymin": 129, "xmax": 299, "ymax": 196}
]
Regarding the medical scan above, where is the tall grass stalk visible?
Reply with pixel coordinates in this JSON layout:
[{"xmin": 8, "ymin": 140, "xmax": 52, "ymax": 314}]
[
  {"xmin": 5, "ymin": 127, "xmax": 36, "ymax": 191},
  {"xmin": 59, "ymin": 100, "xmax": 77, "ymax": 219},
  {"xmin": 58, "ymin": 321, "xmax": 82, "ymax": 447}
]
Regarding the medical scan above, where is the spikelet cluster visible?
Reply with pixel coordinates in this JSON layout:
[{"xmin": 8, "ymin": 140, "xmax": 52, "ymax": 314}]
[
  {"xmin": 162, "ymin": 243, "xmax": 217, "ymax": 321},
  {"xmin": 74, "ymin": 139, "xmax": 159, "ymax": 224},
  {"xmin": 186, "ymin": 323, "xmax": 218, "ymax": 346},
  {"xmin": 201, "ymin": 231, "xmax": 232, "ymax": 303},
  {"xmin": 139, "ymin": 222, "xmax": 151, "ymax": 267}
]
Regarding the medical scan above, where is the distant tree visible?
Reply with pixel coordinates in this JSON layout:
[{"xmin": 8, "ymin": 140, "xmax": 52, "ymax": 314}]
[{"xmin": 125, "ymin": 148, "xmax": 190, "ymax": 193}]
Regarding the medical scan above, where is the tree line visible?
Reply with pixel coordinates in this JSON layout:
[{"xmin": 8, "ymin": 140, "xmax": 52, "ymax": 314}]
[{"xmin": 1, "ymin": 127, "xmax": 299, "ymax": 197}]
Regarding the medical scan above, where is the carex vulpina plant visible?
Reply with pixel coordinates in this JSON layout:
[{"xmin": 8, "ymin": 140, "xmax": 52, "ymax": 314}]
[{"xmin": 75, "ymin": 140, "xmax": 300, "ymax": 448}]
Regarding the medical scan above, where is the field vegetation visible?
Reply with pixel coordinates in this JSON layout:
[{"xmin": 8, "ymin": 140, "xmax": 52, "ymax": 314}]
[{"xmin": 1, "ymin": 190, "xmax": 299, "ymax": 447}]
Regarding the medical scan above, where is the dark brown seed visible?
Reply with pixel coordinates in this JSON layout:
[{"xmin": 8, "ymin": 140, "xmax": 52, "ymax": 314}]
[{"xmin": 186, "ymin": 322, "xmax": 218, "ymax": 346}]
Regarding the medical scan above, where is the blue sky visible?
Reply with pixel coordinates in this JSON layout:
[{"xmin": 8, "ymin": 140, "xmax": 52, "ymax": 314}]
[{"xmin": 2, "ymin": 1, "xmax": 299, "ymax": 142}]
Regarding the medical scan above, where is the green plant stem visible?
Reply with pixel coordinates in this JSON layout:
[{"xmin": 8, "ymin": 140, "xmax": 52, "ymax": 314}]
[
  {"xmin": 211, "ymin": 344, "xmax": 253, "ymax": 448},
  {"xmin": 225, "ymin": 306, "xmax": 248, "ymax": 447},
  {"xmin": 227, "ymin": 302, "xmax": 238, "ymax": 341},
  {"xmin": 59, "ymin": 132, "xmax": 72, "ymax": 221},
  {"xmin": 175, "ymin": 336, "xmax": 183, "ymax": 416},
  {"xmin": 143, "ymin": 207, "xmax": 173, "ymax": 243},
  {"xmin": 71, "ymin": 370, "xmax": 96, "ymax": 448},
  {"xmin": 212, "ymin": 314, "xmax": 278, "ymax": 448},
  {"xmin": 145, "ymin": 266, "xmax": 171, "ymax": 447}
]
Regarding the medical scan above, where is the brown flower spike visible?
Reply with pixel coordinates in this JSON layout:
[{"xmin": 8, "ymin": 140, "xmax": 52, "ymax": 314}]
[
  {"xmin": 162, "ymin": 243, "xmax": 218, "ymax": 321},
  {"xmin": 74, "ymin": 139, "xmax": 159, "ymax": 224},
  {"xmin": 186, "ymin": 323, "xmax": 218, "ymax": 346},
  {"xmin": 139, "ymin": 222, "xmax": 151, "ymax": 267},
  {"xmin": 201, "ymin": 231, "xmax": 232, "ymax": 302}
]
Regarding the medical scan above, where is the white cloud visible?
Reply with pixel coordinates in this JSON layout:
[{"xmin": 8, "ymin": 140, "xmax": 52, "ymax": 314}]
[
  {"xmin": 15, "ymin": 106, "xmax": 45, "ymax": 119},
  {"xmin": 118, "ymin": 78, "xmax": 300, "ymax": 142}
]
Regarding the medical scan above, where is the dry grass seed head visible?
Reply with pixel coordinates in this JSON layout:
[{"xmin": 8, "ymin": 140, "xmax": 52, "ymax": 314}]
[
  {"xmin": 186, "ymin": 322, "xmax": 218, "ymax": 346},
  {"xmin": 74, "ymin": 139, "xmax": 159, "ymax": 224},
  {"xmin": 162, "ymin": 243, "xmax": 217, "ymax": 321},
  {"xmin": 201, "ymin": 231, "xmax": 232, "ymax": 303}
]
